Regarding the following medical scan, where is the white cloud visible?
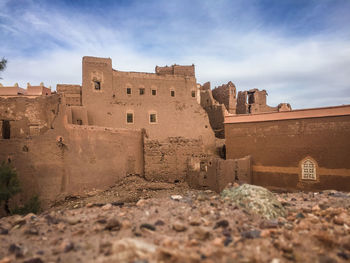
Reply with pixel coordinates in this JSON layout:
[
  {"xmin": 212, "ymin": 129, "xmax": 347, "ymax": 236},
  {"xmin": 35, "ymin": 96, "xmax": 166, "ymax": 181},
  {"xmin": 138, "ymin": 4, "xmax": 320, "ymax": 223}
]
[{"xmin": 0, "ymin": 1, "xmax": 349, "ymax": 109}]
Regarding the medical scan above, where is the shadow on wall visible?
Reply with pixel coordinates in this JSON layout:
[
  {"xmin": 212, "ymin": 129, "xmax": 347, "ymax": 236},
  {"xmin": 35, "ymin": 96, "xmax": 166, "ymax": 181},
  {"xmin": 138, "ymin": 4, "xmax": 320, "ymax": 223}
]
[{"xmin": 186, "ymin": 155, "xmax": 251, "ymax": 192}]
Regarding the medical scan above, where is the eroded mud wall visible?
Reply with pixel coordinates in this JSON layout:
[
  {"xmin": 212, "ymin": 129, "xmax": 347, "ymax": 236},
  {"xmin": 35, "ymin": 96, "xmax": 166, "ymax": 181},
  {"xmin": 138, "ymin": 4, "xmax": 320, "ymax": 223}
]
[{"xmin": 0, "ymin": 98, "xmax": 143, "ymax": 208}]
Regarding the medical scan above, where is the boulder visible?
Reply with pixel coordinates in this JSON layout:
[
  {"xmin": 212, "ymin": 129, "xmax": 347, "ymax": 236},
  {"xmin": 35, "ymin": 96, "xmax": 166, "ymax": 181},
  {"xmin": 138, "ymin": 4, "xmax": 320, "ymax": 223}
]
[{"xmin": 221, "ymin": 184, "xmax": 286, "ymax": 219}]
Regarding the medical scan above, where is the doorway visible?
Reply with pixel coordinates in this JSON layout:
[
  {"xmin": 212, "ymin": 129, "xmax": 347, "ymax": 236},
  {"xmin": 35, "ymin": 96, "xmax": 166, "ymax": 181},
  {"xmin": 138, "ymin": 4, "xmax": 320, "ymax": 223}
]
[{"xmin": 2, "ymin": 120, "xmax": 10, "ymax": 139}]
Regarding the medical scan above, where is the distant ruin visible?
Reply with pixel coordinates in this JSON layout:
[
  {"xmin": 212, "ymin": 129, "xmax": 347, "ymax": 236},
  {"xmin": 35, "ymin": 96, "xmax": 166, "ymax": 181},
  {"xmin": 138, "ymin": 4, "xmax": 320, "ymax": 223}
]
[{"xmin": 199, "ymin": 81, "xmax": 291, "ymax": 138}]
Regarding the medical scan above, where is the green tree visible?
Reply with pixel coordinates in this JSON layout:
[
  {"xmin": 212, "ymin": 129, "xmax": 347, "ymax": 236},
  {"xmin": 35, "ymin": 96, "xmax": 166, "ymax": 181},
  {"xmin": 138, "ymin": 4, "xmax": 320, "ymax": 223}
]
[
  {"xmin": 0, "ymin": 161, "xmax": 21, "ymax": 214},
  {"xmin": 0, "ymin": 57, "xmax": 7, "ymax": 79}
]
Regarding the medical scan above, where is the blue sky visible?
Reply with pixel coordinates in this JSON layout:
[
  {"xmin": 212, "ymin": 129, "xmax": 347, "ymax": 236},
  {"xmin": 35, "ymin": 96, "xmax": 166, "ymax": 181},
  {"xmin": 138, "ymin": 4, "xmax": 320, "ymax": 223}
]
[{"xmin": 0, "ymin": 0, "xmax": 349, "ymax": 109}]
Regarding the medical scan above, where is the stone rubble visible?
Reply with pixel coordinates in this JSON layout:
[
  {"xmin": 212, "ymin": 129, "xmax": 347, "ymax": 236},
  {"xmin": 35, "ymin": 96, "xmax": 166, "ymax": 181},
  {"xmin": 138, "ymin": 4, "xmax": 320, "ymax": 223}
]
[{"xmin": 0, "ymin": 184, "xmax": 349, "ymax": 262}]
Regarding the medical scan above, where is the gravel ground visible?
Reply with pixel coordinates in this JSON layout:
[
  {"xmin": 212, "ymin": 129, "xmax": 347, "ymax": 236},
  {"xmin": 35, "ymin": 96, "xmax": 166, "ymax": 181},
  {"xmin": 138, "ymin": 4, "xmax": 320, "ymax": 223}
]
[{"xmin": 0, "ymin": 176, "xmax": 349, "ymax": 263}]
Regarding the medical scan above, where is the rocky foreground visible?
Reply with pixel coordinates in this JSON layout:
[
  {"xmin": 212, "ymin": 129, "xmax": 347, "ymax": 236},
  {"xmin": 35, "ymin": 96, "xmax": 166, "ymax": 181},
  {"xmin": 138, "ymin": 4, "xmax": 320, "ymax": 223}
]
[{"xmin": 0, "ymin": 180, "xmax": 350, "ymax": 263}]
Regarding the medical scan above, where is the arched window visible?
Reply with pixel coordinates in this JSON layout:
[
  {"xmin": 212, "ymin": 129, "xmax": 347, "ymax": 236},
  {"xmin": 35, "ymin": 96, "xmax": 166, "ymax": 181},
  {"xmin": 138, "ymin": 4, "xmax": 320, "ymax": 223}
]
[{"xmin": 302, "ymin": 159, "xmax": 316, "ymax": 180}]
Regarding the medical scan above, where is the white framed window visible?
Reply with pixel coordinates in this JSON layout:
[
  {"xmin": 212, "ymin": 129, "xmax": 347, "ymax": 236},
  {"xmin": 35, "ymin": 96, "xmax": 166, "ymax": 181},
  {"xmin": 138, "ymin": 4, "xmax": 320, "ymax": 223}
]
[{"xmin": 301, "ymin": 159, "xmax": 317, "ymax": 180}]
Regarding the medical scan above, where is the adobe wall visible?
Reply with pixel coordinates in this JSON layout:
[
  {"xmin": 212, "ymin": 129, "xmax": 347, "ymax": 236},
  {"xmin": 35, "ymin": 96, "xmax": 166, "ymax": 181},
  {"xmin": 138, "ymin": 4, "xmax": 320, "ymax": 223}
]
[
  {"xmin": 0, "ymin": 85, "xmax": 19, "ymax": 96},
  {"xmin": 186, "ymin": 156, "xmax": 251, "ymax": 192},
  {"xmin": 69, "ymin": 106, "xmax": 89, "ymax": 125},
  {"xmin": 212, "ymin": 81, "xmax": 237, "ymax": 114},
  {"xmin": 225, "ymin": 110, "xmax": 350, "ymax": 191},
  {"xmin": 155, "ymin": 64, "xmax": 195, "ymax": 76},
  {"xmin": 0, "ymin": 96, "xmax": 59, "ymax": 138},
  {"xmin": 57, "ymin": 84, "xmax": 82, "ymax": 106},
  {"xmin": 0, "ymin": 97, "xmax": 144, "ymax": 208},
  {"xmin": 236, "ymin": 89, "xmax": 291, "ymax": 114},
  {"xmin": 81, "ymin": 56, "xmax": 215, "ymax": 143},
  {"xmin": 199, "ymin": 82, "xmax": 226, "ymax": 138},
  {"xmin": 27, "ymin": 85, "xmax": 51, "ymax": 96},
  {"xmin": 144, "ymin": 137, "xmax": 210, "ymax": 182}
]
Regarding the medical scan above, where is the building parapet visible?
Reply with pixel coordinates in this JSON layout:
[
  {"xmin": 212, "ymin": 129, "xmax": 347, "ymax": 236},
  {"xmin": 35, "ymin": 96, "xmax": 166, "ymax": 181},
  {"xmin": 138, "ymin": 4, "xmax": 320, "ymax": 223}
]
[
  {"xmin": 225, "ymin": 105, "xmax": 350, "ymax": 124},
  {"xmin": 0, "ymin": 82, "xmax": 51, "ymax": 96},
  {"xmin": 155, "ymin": 64, "xmax": 195, "ymax": 77}
]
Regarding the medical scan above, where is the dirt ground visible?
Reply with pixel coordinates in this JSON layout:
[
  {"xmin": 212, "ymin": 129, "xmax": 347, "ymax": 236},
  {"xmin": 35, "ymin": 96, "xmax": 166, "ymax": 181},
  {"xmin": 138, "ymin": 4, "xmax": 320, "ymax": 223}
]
[{"xmin": 0, "ymin": 176, "xmax": 350, "ymax": 263}]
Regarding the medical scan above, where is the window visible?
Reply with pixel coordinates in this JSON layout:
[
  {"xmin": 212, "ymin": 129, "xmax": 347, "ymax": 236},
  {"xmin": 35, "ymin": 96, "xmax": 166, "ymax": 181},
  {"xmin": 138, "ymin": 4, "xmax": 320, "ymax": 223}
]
[
  {"xmin": 127, "ymin": 88, "xmax": 132, "ymax": 95},
  {"xmin": 127, "ymin": 113, "xmax": 134, "ymax": 124},
  {"xmin": 2, "ymin": 120, "xmax": 10, "ymax": 139},
  {"xmin": 94, "ymin": 80, "xmax": 101, "ymax": 90},
  {"xmin": 191, "ymin": 91, "xmax": 196, "ymax": 97},
  {"xmin": 149, "ymin": 113, "xmax": 157, "ymax": 123},
  {"xmin": 76, "ymin": 119, "xmax": 83, "ymax": 125},
  {"xmin": 139, "ymin": 88, "xmax": 145, "ymax": 95},
  {"xmin": 302, "ymin": 159, "xmax": 316, "ymax": 180},
  {"xmin": 152, "ymin": 89, "xmax": 157, "ymax": 96},
  {"xmin": 171, "ymin": 90, "xmax": 175, "ymax": 97}
]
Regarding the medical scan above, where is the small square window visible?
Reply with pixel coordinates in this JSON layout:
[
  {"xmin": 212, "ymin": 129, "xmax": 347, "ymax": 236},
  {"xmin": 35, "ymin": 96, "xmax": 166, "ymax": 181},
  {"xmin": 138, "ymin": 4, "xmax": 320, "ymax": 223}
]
[
  {"xmin": 171, "ymin": 90, "xmax": 175, "ymax": 97},
  {"xmin": 140, "ymin": 88, "xmax": 145, "ymax": 95},
  {"xmin": 127, "ymin": 113, "xmax": 133, "ymax": 123},
  {"xmin": 152, "ymin": 89, "xmax": 157, "ymax": 96},
  {"xmin": 150, "ymin": 113, "xmax": 157, "ymax": 123},
  {"xmin": 191, "ymin": 91, "xmax": 196, "ymax": 97},
  {"xmin": 76, "ymin": 119, "xmax": 83, "ymax": 125},
  {"xmin": 127, "ymin": 88, "xmax": 132, "ymax": 95},
  {"xmin": 94, "ymin": 80, "xmax": 101, "ymax": 90}
]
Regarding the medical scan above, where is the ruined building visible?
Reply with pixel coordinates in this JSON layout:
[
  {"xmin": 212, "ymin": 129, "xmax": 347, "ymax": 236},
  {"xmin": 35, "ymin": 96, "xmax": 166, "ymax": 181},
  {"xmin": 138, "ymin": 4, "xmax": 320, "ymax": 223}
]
[
  {"xmin": 0, "ymin": 55, "xmax": 349, "ymax": 211},
  {"xmin": 199, "ymin": 80, "xmax": 291, "ymax": 138},
  {"xmin": 236, "ymin": 89, "xmax": 291, "ymax": 114},
  {"xmin": 0, "ymin": 56, "xmax": 219, "ymax": 208}
]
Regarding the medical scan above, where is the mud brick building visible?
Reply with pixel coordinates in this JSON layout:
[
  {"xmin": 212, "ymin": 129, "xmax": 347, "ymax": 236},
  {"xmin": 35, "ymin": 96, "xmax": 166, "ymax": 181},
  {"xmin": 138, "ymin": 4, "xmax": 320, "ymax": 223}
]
[
  {"xmin": 0, "ymin": 55, "xmax": 349, "ymax": 210},
  {"xmin": 225, "ymin": 105, "xmax": 350, "ymax": 192},
  {"xmin": 0, "ymin": 56, "xmax": 217, "ymax": 208}
]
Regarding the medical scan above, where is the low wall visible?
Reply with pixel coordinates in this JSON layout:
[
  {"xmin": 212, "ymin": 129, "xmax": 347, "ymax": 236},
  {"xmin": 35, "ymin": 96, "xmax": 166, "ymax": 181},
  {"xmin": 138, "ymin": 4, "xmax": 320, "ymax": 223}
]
[
  {"xmin": 187, "ymin": 156, "xmax": 251, "ymax": 192},
  {"xmin": 144, "ymin": 137, "xmax": 211, "ymax": 182}
]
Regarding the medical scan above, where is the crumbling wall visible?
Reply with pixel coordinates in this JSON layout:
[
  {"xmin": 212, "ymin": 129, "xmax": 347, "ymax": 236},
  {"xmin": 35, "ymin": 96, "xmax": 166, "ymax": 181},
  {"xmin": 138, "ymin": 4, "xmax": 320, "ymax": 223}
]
[
  {"xmin": 212, "ymin": 81, "xmax": 237, "ymax": 114},
  {"xmin": 186, "ymin": 156, "xmax": 251, "ymax": 192},
  {"xmin": 199, "ymin": 82, "xmax": 226, "ymax": 138},
  {"xmin": 236, "ymin": 89, "xmax": 291, "ymax": 114},
  {"xmin": 144, "ymin": 137, "xmax": 210, "ymax": 182},
  {"xmin": 0, "ymin": 96, "xmax": 59, "ymax": 138},
  {"xmin": 57, "ymin": 84, "xmax": 82, "ymax": 106},
  {"xmin": 155, "ymin": 64, "xmax": 195, "ymax": 76},
  {"xmin": 0, "ymin": 99, "xmax": 144, "ymax": 208}
]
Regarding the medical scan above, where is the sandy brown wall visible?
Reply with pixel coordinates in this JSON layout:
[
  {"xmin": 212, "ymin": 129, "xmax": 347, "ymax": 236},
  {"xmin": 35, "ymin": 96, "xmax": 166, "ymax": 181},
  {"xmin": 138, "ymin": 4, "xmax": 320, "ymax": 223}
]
[
  {"xmin": 144, "ymin": 137, "xmax": 211, "ymax": 183},
  {"xmin": 225, "ymin": 115, "xmax": 350, "ymax": 191},
  {"xmin": 0, "ymin": 96, "xmax": 59, "ymax": 138},
  {"xmin": 0, "ymin": 100, "xmax": 143, "ymax": 207},
  {"xmin": 204, "ymin": 105, "xmax": 225, "ymax": 138},
  {"xmin": 186, "ymin": 156, "xmax": 251, "ymax": 192},
  {"xmin": 81, "ymin": 57, "xmax": 215, "ymax": 145}
]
